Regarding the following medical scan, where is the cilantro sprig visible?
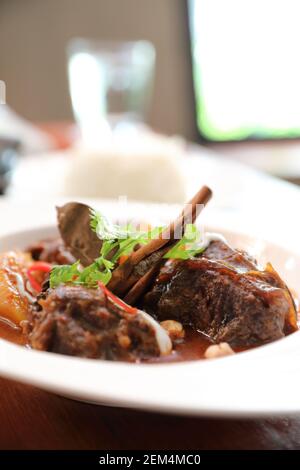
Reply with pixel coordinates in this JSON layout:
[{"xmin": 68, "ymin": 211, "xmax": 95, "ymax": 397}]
[
  {"xmin": 50, "ymin": 211, "xmax": 163, "ymax": 289},
  {"xmin": 49, "ymin": 211, "xmax": 205, "ymax": 289},
  {"xmin": 164, "ymin": 224, "xmax": 205, "ymax": 260}
]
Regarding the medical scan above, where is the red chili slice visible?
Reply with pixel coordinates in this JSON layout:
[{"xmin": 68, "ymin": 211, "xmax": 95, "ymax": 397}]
[
  {"xmin": 27, "ymin": 261, "xmax": 52, "ymax": 293},
  {"xmin": 98, "ymin": 281, "xmax": 137, "ymax": 315}
]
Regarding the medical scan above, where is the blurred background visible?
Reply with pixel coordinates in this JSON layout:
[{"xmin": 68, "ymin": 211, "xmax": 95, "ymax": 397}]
[
  {"xmin": 0, "ymin": 0, "xmax": 195, "ymax": 138},
  {"xmin": 1, "ymin": 0, "xmax": 300, "ymax": 202}
]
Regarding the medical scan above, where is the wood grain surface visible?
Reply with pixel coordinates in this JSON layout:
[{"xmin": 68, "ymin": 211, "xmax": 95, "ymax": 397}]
[{"xmin": 0, "ymin": 377, "xmax": 299, "ymax": 450}]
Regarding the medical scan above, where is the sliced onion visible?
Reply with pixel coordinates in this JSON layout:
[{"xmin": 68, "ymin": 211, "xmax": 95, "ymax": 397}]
[{"xmin": 138, "ymin": 310, "xmax": 172, "ymax": 356}]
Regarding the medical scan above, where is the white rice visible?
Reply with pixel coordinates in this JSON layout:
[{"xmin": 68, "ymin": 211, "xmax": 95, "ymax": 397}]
[{"xmin": 63, "ymin": 130, "xmax": 187, "ymax": 203}]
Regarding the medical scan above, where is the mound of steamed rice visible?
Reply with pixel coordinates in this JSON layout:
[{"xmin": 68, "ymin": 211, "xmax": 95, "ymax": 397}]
[{"xmin": 63, "ymin": 132, "xmax": 187, "ymax": 203}]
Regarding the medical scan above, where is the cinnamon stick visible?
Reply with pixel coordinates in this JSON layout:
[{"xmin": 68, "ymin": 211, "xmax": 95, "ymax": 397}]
[{"xmin": 108, "ymin": 185, "xmax": 212, "ymax": 296}]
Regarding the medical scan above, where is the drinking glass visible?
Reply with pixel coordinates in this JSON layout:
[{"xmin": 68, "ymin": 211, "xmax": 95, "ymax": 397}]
[{"xmin": 67, "ymin": 39, "xmax": 155, "ymax": 145}]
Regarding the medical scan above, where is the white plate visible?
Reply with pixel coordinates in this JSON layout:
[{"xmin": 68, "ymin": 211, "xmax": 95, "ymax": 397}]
[{"xmin": 1, "ymin": 198, "xmax": 300, "ymax": 417}]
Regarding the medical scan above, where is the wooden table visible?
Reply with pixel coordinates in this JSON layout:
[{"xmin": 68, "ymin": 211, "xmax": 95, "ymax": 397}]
[{"xmin": 0, "ymin": 377, "xmax": 299, "ymax": 450}]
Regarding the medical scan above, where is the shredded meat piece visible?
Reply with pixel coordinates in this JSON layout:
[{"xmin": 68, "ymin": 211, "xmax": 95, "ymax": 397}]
[{"xmin": 27, "ymin": 238, "xmax": 76, "ymax": 265}]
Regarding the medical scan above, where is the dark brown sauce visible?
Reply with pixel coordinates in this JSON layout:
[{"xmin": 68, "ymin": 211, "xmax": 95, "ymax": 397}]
[{"xmin": 148, "ymin": 328, "xmax": 213, "ymax": 363}]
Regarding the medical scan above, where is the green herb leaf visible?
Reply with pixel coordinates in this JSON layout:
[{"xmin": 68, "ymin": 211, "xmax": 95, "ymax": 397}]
[
  {"xmin": 50, "ymin": 212, "xmax": 162, "ymax": 289},
  {"xmin": 77, "ymin": 257, "xmax": 113, "ymax": 286},
  {"xmin": 51, "ymin": 210, "xmax": 205, "ymax": 290},
  {"xmin": 164, "ymin": 224, "xmax": 206, "ymax": 260},
  {"xmin": 50, "ymin": 261, "xmax": 81, "ymax": 288},
  {"xmin": 90, "ymin": 209, "xmax": 128, "ymax": 240},
  {"xmin": 49, "ymin": 257, "xmax": 114, "ymax": 289}
]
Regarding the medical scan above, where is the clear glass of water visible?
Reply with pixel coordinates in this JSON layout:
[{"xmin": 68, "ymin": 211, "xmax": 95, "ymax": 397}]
[{"xmin": 67, "ymin": 39, "xmax": 156, "ymax": 145}]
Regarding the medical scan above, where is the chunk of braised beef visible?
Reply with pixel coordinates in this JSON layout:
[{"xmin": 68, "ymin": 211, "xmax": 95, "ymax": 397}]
[
  {"xmin": 30, "ymin": 285, "xmax": 164, "ymax": 361},
  {"xmin": 142, "ymin": 241, "xmax": 297, "ymax": 347},
  {"xmin": 27, "ymin": 238, "xmax": 76, "ymax": 265}
]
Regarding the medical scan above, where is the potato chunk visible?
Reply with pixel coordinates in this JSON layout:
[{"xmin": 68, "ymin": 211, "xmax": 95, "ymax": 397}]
[{"xmin": 0, "ymin": 252, "xmax": 31, "ymax": 325}]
